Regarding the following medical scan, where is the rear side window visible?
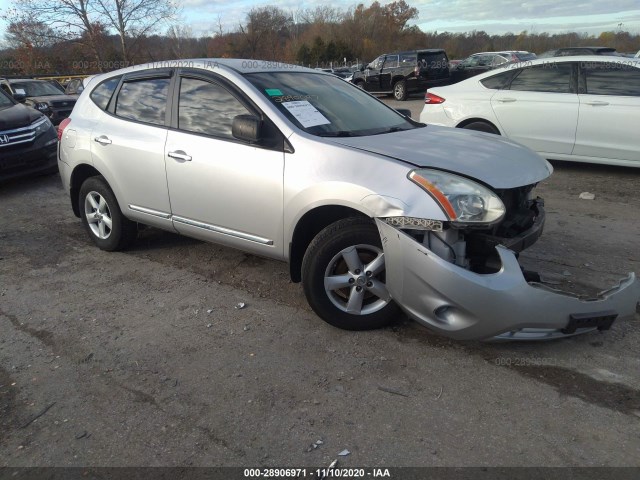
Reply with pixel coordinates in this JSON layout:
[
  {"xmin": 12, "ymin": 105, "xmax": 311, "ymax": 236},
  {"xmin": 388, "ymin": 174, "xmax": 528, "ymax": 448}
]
[
  {"xmin": 178, "ymin": 77, "xmax": 250, "ymax": 138},
  {"xmin": 115, "ymin": 77, "xmax": 170, "ymax": 125},
  {"xmin": 584, "ymin": 64, "xmax": 640, "ymax": 96},
  {"xmin": 90, "ymin": 76, "xmax": 120, "ymax": 110},
  {"xmin": 508, "ymin": 64, "xmax": 573, "ymax": 93},
  {"xmin": 418, "ymin": 51, "xmax": 449, "ymax": 70},
  {"xmin": 481, "ymin": 71, "xmax": 516, "ymax": 89}
]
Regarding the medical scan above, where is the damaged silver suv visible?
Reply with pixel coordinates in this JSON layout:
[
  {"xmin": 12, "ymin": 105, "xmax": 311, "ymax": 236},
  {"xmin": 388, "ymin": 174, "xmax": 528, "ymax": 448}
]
[{"xmin": 57, "ymin": 59, "xmax": 640, "ymax": 340}]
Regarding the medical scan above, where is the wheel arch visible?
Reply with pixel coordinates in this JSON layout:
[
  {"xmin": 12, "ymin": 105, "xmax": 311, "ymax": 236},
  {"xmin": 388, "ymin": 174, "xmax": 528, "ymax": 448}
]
[
  {"xmin": 288, "ymin": 205, "xmax": 369, "ymax": 283},
  {"xmin": 70, "ymin": 164, "xmax": 103, "ymax": 217},
  {"xmin": 456, "ymin": 117, "xmax": 502, "ymax": 134}
]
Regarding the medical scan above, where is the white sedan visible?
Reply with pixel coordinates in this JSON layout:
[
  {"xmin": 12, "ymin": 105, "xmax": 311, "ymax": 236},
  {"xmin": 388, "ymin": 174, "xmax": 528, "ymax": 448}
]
[{"xmin": 420, "ymin": 56, "xmax": 640, "ymax": 168}]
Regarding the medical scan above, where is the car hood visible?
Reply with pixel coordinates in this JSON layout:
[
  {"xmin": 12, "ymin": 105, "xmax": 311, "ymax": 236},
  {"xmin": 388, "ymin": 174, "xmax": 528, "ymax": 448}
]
[
  {"xmin": 0, "ymin": 103, "xmax": 44, "ymax": 130},
  {"xmin": 330, "ymin": 126, "xmax": 553, "ymax": 188},
  {"xmin": 28, "ymin": 95, "xmax": 76, "ymax": 104}
]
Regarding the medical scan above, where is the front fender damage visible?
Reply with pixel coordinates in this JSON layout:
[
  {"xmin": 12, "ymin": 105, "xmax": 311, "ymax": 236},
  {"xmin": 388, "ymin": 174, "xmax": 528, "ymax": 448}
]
[{"xmin": 375, "ymin": 219, "xmax": 640, "ymax": 341}]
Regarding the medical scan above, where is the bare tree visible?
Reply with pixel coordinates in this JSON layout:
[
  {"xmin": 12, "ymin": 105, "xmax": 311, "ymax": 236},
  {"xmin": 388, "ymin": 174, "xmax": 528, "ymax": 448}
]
[
  {"xmin": 95, "ymin": 0, "xmax": 179, "ymax": 62},
  {"xmin": 9, "ymin": 0, "xmax": 105, "ymax": 65},
  {"xmin": 239, "ymin": 6, "xmax": 293, "ymax": 58}
]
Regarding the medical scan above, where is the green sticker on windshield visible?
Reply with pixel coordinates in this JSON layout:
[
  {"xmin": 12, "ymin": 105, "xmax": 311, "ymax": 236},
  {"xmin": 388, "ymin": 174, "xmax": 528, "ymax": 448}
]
[{"xmin": 265, "ymin": 88, "xmax": 283, "ymax": 96}]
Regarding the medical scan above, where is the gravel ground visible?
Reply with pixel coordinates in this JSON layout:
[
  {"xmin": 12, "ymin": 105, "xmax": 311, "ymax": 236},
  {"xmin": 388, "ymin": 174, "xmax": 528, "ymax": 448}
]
[{"xmin": 1, "ymin": 102, "xmax": 639, "ymax": 468}]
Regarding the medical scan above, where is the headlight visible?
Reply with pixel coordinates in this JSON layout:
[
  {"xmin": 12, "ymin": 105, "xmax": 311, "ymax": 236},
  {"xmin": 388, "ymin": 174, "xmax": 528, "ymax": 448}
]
[
  {"xmin": 408, "ymin": 169, "xmax": 505, "ymax": 224},
  {"xmin": 35, "ymin": 102, "xmax": 49, "ymax": 111}
]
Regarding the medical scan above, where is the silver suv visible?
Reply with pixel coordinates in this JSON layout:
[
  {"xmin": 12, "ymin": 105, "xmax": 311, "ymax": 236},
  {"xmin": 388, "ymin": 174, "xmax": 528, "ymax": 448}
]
[{"xmin": 58, "ymin": 59, "xmax": 639, "ymax": 341}]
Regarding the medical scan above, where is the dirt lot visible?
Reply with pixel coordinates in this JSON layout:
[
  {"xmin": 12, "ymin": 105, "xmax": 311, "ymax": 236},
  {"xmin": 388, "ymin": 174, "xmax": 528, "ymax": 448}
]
[{"xmin": 1, "ymin": 101, "xmax": 639, "ymax": 468}]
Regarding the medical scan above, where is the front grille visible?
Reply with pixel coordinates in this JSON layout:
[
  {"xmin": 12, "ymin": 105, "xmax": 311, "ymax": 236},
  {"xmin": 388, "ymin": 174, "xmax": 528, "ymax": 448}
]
[
  {"xmin": 0, "ymin": 117, "xmax": 48, "ymax": 150},
  {"xmin": 50, "ymin": 100, "xmax": 76, "ymax": 109}
]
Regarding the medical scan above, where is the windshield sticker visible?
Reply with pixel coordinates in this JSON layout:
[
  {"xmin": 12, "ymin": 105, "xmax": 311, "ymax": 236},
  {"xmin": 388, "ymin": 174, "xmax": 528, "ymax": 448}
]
[
  {"xmin": 265, "ymin": 88, "xmax": 283, "ymax": 96},
  {"xmin": 15, "ymin": 88, "xmax": 26, "ymax": 94},
  {"xmin": 281, "ymin": 100, "xmax": 330, "ymax": 128}
]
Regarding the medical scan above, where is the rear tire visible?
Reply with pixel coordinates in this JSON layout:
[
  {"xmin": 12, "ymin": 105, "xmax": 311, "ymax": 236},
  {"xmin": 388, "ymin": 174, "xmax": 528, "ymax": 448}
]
[
  {"xmin": 302, "ymin": 217, "xmax": 400, "ymax": 330},
  {"xmin": 79, "ymin": 176, "xmax": 137, "ymax": 251},
  {"xmin": 393, "ymin": 80, "xmax": 407, "ymax": 101},
  {"xmin": 461, "ymin": 121, "xmax": 499, "ymax": 135}
]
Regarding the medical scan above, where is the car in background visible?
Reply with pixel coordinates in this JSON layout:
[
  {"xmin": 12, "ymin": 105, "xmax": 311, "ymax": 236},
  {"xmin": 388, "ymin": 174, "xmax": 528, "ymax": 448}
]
[
  {"xmin": 420, "ymin": 56, "xmax": 640, "ymax": 168},
  {"xmin": 0, "ymin": 78, "xmax": 77, "ymax": 125},
  {"xmin": 538, "ymin": 47, "xmax": 619, "ymax": 57},
  {"xmin": 352, "ymin": 49, "xmax": 450, "ymax": 100},
  {"xmin": 64, "ymin": 76, "xmax": 95, "ymax": 98},
  {"xmin": 57, "ymin": 59, "xmax": 639, "ymax": 341},
  {"xmin": 0, "ymin": 88, "xmax": 58, "ymax": 182},
  {"xmin": 450, "ymin": 51, "xmax": 536, "ymax": 83}
]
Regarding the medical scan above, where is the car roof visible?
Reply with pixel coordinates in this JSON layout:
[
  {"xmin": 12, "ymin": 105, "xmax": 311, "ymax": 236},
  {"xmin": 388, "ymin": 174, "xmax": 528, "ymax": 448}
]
[
  {"xmin": 467, "ymin": 55, "xmax": 640, "ymax": 80},
  {"xmin": 93, "ymin": 59, "xmax": 328, "ymax": 78}
]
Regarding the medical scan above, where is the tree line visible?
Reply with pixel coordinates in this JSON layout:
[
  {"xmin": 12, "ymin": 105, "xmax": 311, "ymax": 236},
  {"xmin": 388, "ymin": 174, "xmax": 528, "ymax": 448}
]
[{"xmin": 1, "ymin": 0, "xmax": 639, "ymax": 76}]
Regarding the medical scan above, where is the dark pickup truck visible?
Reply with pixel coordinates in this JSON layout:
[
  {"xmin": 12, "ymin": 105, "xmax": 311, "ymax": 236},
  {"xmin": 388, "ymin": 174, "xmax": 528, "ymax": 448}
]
[{"xmin": 351, "ymin": 49, "xmax": 451, "ymax": 100}]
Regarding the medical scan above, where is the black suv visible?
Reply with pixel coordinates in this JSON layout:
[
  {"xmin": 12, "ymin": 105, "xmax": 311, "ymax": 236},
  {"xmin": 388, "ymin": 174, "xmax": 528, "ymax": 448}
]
[
  {"xmin": 0, "ymin": 88, "xmax": 58, "ymax": 181},
  {"xmin": 538, "ymin": 47, "xmax": 619, "ymax": 57},
  {"xmin": 0, "ymin": 78, "xmax": 77, "ymax": 125},
  {"xmin": 351, "ymin": 49, "xmax": 450, "ymax": 100}
]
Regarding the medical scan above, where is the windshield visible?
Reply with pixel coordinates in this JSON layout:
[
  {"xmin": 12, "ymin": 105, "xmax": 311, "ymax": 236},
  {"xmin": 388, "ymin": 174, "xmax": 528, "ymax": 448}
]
[
  {"xmin": 244, "ymin": 71, "xmax": 419, "ymax": 137},
  {"xmin": 11, "ymin": 81, "xmax": 63, "ymax": 97},
  {"xmin": 0, "ymin": 90, "xmax": 14, "ymax": 110}
]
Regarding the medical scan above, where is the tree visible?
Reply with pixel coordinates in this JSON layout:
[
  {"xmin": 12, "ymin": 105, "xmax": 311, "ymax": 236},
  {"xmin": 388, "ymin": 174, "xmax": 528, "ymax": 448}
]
[
  {"xmin": 95, "ymin": 0, "xmax": 178, "ymax": 62},
  {"xmin": 8, "ymin": 0, "xmax": 178, "ymax": 66},
  {"xmin": 239, "ymin": 6, "xmax": 293, "ymax": 59}
]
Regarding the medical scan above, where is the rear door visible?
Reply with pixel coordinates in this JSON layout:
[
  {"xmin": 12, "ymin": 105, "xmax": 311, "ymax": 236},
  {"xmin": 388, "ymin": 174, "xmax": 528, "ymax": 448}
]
[
  {"xmin": 90, "ymin": 69, "xmax": 173, "ymax": 229},
  {"xmin": 573, "ymin": 61, "xmax": 640, "ymax": 162},
  {"xmin": 490, "ymin": 62, "xmax": 579, "ymax": 154}
]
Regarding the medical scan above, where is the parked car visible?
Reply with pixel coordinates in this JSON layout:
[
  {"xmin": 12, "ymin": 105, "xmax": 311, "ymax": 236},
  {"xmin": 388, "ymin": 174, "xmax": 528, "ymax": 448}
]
[
  {"xmin": 420, "ymin": 56, "xmax": 640, "ymax": 168},
  {"xmin": 0, "ymin": 78, "xmax": 77, "ymax": 125},
  {"xmin": 0, "ymin": 88, "xmax": 58, "ymax": 182},
  {"xmin": 352, "ymin": 49, "xmax": 450, "ymax": 100},
  {"xmin": 58, "ymin": 59, "xmax": 639, "ymax": 341},
  {"xmin": 450, "ymin": 51, "xmax": 536, "ymax": 83},
  {"xmin": 538, "ymin": 47, "xmax": 619, "ymax": 57},
  {"xmin": 64, "ymin": 76, "xmax": 95, "ymax": 97}
]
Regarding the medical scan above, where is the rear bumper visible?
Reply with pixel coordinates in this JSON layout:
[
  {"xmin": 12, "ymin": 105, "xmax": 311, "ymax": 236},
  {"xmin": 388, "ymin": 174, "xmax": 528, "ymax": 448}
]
[{"xmin": 376, "ymin": 219, "xmax": 640, "ymax": 341}]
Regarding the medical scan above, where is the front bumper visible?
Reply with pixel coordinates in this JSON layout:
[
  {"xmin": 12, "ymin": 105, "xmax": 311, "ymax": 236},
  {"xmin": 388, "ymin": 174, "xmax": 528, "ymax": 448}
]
[
  {"xmin": 376, "ymin": 219, "xmax": 640, "ymax": 341},
  {"xmin": 0, "ymin": 136, "xmax": 58, "ymax": 182}
]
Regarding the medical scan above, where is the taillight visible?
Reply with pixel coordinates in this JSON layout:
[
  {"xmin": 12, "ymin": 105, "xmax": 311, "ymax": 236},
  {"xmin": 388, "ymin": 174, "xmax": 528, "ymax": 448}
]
[
  {"xmin": 57, "ymin": 117, "xmax": 71, "ymax": 141},
  {"xmin": 424, "ymin": 92, "xmax": 445, "ymax": 104}
]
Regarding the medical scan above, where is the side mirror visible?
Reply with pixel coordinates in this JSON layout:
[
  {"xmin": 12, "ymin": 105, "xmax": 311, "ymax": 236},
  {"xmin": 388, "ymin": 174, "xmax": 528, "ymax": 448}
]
[
  {"xmin": 396, "ymin": 108, "xmax": 412, "ymax": 118},
  {"xmin": 13, "ymin": 92, "xmax": 26, "ymax": 102},
  {"xmin": 232, "ymin": 114, "xmax": 262, "ymax": 143}
]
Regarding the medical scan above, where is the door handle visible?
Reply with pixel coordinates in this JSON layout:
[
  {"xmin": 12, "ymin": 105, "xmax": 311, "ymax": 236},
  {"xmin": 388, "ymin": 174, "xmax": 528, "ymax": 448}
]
[
  {"xmin": 94, "ymin": 135, "xmax": 112, "ymax": 145},
  {"xmin": 584, "ymin": 101, "xmax": 609, "ymax": 106},
  {"xmin": 168, "ymin": 150, "xmax": 192, "ymax": 162},
  {"xmin": 496, "ymin": 98, "xmax": 517, "ymax": 103}
]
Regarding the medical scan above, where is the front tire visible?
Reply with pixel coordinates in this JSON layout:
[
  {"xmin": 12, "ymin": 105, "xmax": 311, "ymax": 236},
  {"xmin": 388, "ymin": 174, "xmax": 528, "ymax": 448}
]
[
  {"xmin": 393, "ymin": 80, "xmax": 407, "ymax": 101},
  {"xmin": 302, "ymin": 217, "xmax": 400, "ymax": 330},
  {"xmin": 79, "ymin": 176, "xmax": 137, "ymax": 251}
]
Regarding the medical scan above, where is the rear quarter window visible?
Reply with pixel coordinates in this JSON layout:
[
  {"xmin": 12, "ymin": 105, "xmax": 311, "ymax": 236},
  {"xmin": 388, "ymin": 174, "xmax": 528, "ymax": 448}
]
[
  {"xmin": 90, "ymin": 76, "xmax": 121, "ymax": 111},
  {"xmin": 480, "ymin": 71, "xmax": 516, "ymax": 89}
]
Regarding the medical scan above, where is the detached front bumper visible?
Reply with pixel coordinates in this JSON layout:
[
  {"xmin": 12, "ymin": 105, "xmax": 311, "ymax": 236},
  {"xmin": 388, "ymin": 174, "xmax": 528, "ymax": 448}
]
[{"xmin": 376, "ymin": 219, "xmax": 640, "ymax": 341}]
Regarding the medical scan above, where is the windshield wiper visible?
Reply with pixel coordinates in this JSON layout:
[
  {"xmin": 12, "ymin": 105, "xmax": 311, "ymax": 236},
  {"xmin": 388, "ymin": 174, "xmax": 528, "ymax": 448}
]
[
  {"xmin": 318, "ymin": 131, "xmax": 356, "ymax": 137},
  {"xmin": 372, "ymin": 126, "xmax": 410, "ymax": 135}
]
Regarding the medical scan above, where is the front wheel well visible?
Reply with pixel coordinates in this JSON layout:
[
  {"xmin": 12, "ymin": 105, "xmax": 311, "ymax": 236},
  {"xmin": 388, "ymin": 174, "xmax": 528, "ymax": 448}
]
[
  {"xmin": 70, "ymin": 164, "xmax": 103, "ymax": 217},
  {"xmin": 289, "ymin": 206, "xmax": 368, "ymax": 283}
]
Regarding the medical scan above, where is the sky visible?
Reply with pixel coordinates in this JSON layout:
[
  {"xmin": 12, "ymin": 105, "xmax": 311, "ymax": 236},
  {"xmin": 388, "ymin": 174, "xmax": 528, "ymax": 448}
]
[{"xmin": 1, "ymin": 0, "xmax": 639, "ymax": 43}]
